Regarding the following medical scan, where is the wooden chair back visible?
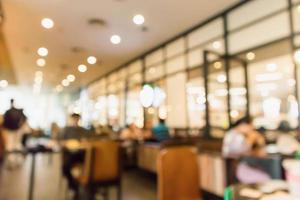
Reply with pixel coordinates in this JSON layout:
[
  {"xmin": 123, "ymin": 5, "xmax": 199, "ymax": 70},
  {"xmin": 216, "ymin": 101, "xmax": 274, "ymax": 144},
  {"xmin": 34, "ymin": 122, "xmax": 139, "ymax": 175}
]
[
  {"xmin": 157, "ymin": 146, "xmax": 201, "ymax": 200},
  {"xmin": 79, "ymin": 140, "xmax": 121, "ymax": 185}
]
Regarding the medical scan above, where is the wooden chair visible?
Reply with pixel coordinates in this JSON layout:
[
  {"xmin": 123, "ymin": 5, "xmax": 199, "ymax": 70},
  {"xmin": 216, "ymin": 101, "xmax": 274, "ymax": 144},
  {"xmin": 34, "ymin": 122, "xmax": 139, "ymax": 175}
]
[
  {"xmin": 0, "ymin": 127, "xmax": 4, "ymax": 164},
  {"xmin": 74, "ymin": 140, "xmax": 122, "ymax": 200},
  {"xmin": 157, "ymin": 146, "xmax": 201, "ymax": 200}
]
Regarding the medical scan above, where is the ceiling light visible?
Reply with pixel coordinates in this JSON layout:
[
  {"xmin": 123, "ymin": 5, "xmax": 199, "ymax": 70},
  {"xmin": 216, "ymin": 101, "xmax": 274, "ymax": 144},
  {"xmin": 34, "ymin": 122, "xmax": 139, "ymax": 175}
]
[
  {"xmin": 295, "ymin": 49, "xmax": 300, "ymax": 63},
  {"xmin": 217, "ymin": 74, "xmax": 227, "ymax": 83},
  {"xmin": 246, "ymin": 52, "xmax": 255, "ymax": 61},
  {"xmin": 41, "ymin": 18, "xmax": 54, "ymax": 29},
  {"xmin": 214, "ymin": 61, "xmax": 222, "ymax": 69},
  {"xmin": 212, "ymin": 41, "xmax": 221, "ymax": 49},
  {"xmin": 0, "ymin": 80, "xmax": 8, "ymax": 88},
  {"xmin": 67, "ymin": 74, "xmax": 76, "ymax": 82},
  {"xmin": 36, "ymin": 58, "xmax": 46, "ymax": 67},
  {"xmin": 133, "ymin": 14, "xmax": 145, "ymax": 25},
  {"xmin": 87, "ymin": 56, "xmax": 97, "ymax": 65},
  {"xmin": 78, "ymin": 64, "xmax": 87, "ymax": 73},
  {"xmin": 266, "ymin": 63, "xmax": 277, "ymax": 72},
  {"xmin": 110, "ymin": 35, "xmax": 121, "ymax": 44},
  {"xmin": 37, "ymin": 47, "xmax": 48, "ymax": 57},
  {"xmin": 62, "ymin": 79, "xmax": 70, "ymax": 87},
  {"xmin": 297, "ymin": 5, "xmax": 300, "ymax": 13}
]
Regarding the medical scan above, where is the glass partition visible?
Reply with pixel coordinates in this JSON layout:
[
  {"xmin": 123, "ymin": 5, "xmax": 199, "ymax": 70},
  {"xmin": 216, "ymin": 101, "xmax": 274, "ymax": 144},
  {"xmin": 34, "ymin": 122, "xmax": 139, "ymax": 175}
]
[
  {"xmin": 229, "ymin": 59, "xmax": 248, "ymax": 124},
  {"xmin": 207, "ymin": 57, "xmax": 229, "ymax": 136},
  {"xmin": 186, "ymin": 68, "xmax": 205, "ymax": 128}
]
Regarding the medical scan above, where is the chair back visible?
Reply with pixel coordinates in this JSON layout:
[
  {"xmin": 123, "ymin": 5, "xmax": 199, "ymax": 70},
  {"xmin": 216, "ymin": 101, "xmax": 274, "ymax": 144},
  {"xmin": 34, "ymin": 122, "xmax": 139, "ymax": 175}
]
[
  {"xmin": 157, "ymin": 146, "xmax": 200, "ymax": 200},
  {"xmin": 90, "ymin": 140, "xmax": 121, "ymax": 183},
  {"xmin": 0, "ymin": 128, "xmax": 4, "ymax": 161}
]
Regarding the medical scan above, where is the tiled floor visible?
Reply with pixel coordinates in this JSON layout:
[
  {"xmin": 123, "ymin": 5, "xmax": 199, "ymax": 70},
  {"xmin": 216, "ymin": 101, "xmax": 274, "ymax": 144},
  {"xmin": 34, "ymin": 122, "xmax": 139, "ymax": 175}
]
[{"xmin": 0, "ymin": 154, "xmax": 156, "ymax": 200}]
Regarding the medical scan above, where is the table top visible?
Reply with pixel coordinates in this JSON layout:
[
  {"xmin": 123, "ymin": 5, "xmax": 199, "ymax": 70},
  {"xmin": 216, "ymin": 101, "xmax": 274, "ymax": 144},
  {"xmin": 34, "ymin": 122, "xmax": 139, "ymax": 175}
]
[{"xmin": 230, "ymin": 180, "xmax": 297, "ymax": 200}]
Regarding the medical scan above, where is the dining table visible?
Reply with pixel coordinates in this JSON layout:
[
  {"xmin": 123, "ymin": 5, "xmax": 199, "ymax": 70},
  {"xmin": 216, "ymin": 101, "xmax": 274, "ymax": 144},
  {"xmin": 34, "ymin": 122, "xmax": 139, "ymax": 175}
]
[{"xmin": 228, "ymin": 180, "xmax": 298, "ymax": 200}]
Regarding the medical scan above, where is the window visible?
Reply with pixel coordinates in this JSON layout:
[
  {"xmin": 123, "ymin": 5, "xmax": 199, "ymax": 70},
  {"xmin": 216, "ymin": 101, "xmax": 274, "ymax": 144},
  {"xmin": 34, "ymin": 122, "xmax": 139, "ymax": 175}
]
[
  {"xmin": 144, "ymin": 80, "xmax": 167, "ymax": 128},
  {"xmin": 145, "ymin": 64, "xmax": 164, "ymax": 82},
  {"xmin": 229, "ymin": 12, "xmax": 290, "ymax": 54},
  {"xmin": 228, "ymin": 0, "xmax": 287, "ymax": 31},
  {"xmin": 166, "ymin": 72, "xmax": 188, "ymax": 128},
  {"xmin": 293, "ymin": 5, "xmax": 300, "ymax": 33},
  {"xmin": 207, "ymin": 59, "xmax": 229, "ymax": 134},
  {"xmin": 186, "ymin": 68, "xmax": 205, "ymax": 128},
  {"xmin": 229, "ymin": 60, "xmax": 248, "ymax": 124},
  {"xmin": 126, "ymin": 86, "xmax": 144, "ymax": 128},
  {"xmin": 249, "ymin": 54, "xmax": 297, "ymax": 130}
]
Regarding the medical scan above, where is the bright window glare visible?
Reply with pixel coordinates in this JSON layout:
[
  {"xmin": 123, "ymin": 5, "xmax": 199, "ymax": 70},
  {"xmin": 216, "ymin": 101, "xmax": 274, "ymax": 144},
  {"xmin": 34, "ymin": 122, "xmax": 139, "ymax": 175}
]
[{"xmin": 0, "ymin": 86, "xmax": 66, "ymax": 128}]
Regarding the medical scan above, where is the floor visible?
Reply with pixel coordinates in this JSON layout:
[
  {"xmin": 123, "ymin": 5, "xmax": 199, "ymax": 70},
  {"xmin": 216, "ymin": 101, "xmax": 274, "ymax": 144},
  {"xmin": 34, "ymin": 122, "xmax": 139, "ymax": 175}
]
[{"xmin": 0, "ymin": 154, "xmax": 157, "ymax": 200}]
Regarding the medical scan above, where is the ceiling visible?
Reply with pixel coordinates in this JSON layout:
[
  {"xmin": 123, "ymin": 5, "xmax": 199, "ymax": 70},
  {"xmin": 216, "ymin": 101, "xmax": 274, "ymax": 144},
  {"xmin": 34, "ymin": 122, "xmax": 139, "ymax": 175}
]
[{"xmin": 2, "ymin": 0, "xmax": 239, "ymax": 92}]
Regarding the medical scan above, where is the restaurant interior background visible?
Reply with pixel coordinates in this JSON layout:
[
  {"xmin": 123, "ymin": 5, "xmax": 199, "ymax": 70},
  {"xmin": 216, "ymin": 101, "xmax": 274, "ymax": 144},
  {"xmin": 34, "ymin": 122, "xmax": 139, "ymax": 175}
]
[
  {"xmin": 1, "ymin": 0, "xmax": 300, "ymax": 198},
  {"xmin": 0, "ymin": 0, "xmax": 300, "ymax": 136}
]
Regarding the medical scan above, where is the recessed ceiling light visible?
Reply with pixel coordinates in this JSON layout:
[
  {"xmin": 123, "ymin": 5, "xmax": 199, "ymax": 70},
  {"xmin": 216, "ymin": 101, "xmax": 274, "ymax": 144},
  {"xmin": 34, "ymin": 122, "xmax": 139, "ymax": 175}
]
[
  {"xmin": 87, "ymin": 56, "xmax": 97, "ymax": 65},
  {"xmin": 78, "ymin": 64, "xmax": 87, "ymax": 73},
  {"xmin": 133, "ymin": 14, "xmax": 145, "ymax": 25},
  {"xmin": 212, "ymin": 41, "xmax": 221, "ymax": 49},
  {"xmin": 37, "ymin": 47, "xmax": 48, "ymax": 57},
  {"xmin": 295, "ymin": 49, "xmax": 300, "ymax": 63},
  {"xmin": 62, "ymin": 79, "xmax": 70, "ymax": 87},
  {"xmin": 41, "ymin": 18, "xmax": 54, "ymax": 29},
  {"xmin": 36, "ymin": 58, "xmax": 46, "ymax": 67},
  {"xmin": 67, "ymin": 74, "xmax": 76, "ymax": 82},
  {"xmin": 246, "ymin": 52, "xmax": 255, "ymax": 61},
  {"xmin": 110, "ymin": 35, "xmax": 121, "ymax": 44},
  {"xmin": 0, "ymin": 80, "xmax": 8, "ymax": 88}
]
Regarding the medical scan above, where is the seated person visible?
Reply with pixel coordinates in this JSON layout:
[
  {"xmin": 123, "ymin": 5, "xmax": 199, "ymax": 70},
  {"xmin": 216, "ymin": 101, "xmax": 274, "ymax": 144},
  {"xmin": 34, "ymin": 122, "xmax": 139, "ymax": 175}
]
[
  {"xmin": 151, "ymin": 118, "xmax": 170, "ymax": 142},
  {"xmin": 222, "ymin": 116, "xmax": 265, "ymax": 158},
  {"xmin": 223, "ymin": 117, "xmax": 269, "ymax": 184},
  {"xmin": 59, "ymin": 113, "xmax": 90, "ymax": 199},
  {"xmin": 120, "ymin": 123, "xmax": 142, "ymax": 140}
]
